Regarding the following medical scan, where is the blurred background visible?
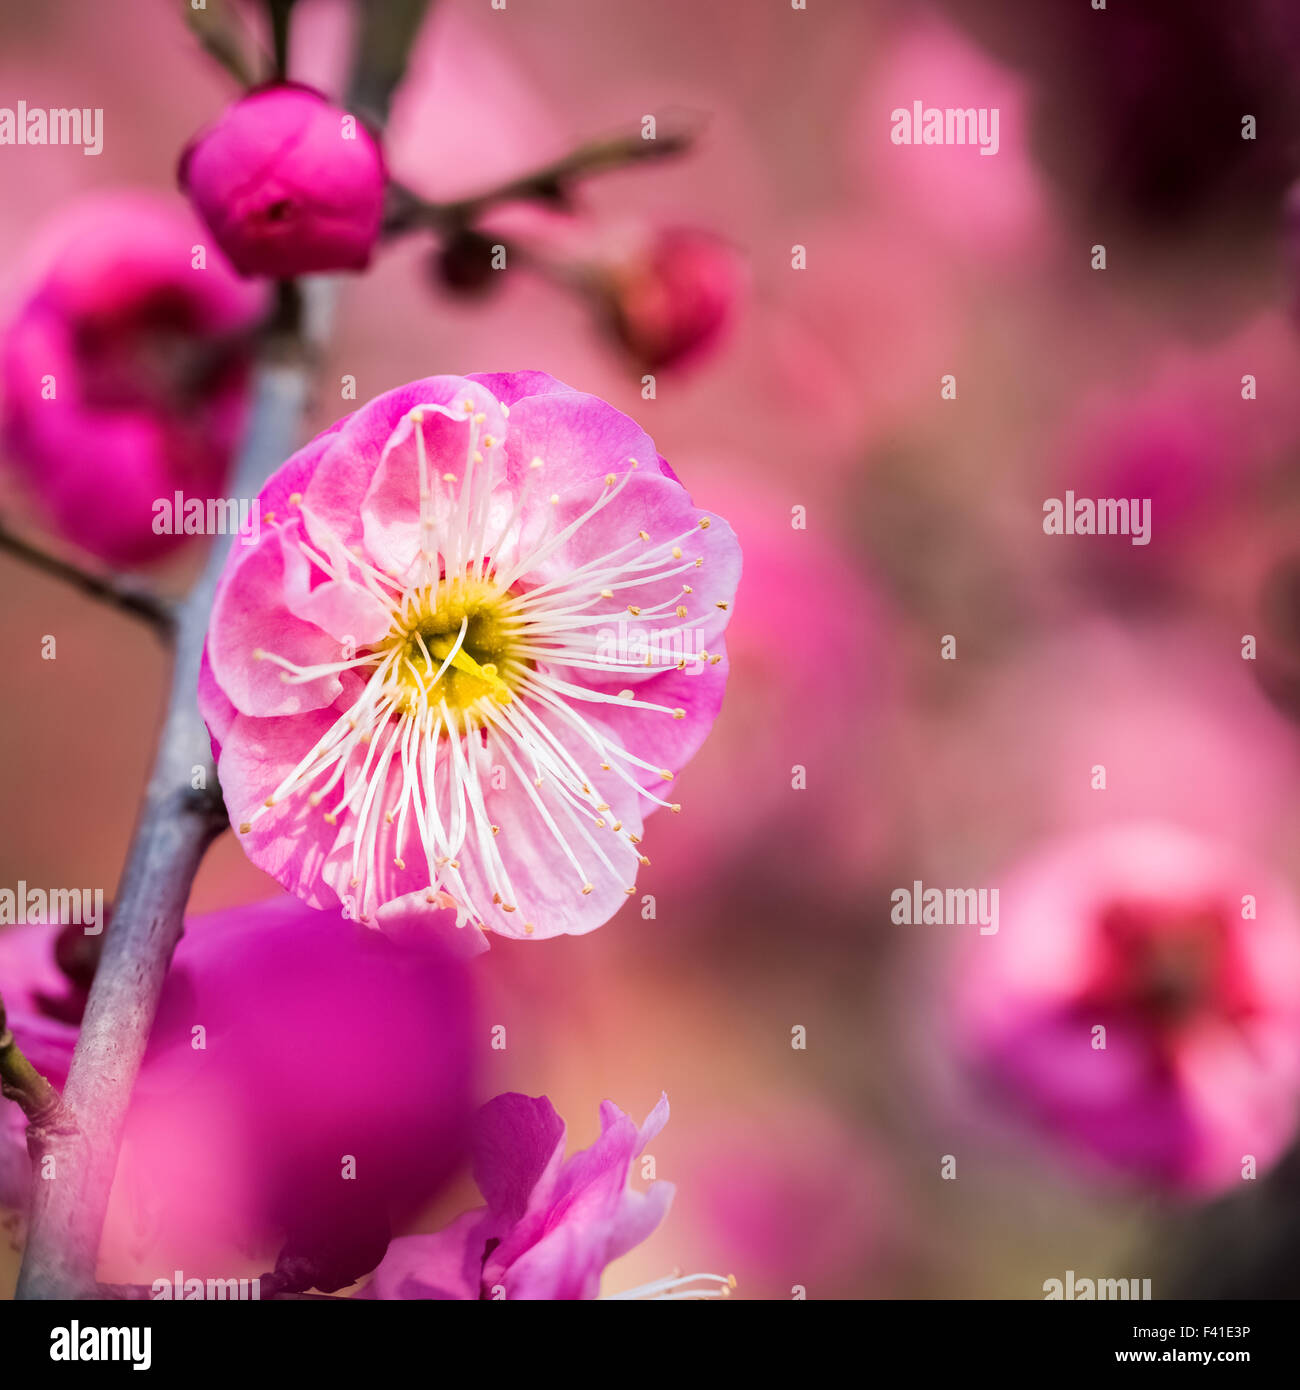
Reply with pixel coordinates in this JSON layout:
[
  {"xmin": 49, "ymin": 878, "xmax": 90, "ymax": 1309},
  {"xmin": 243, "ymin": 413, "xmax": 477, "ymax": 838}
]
[{"xmin": 5, "ymin": 0, "xmax": 1300, "ymax": 1299}]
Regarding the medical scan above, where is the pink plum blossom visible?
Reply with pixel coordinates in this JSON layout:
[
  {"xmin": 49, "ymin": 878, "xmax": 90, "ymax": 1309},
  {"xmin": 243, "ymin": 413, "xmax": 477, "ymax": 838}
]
[
  {"xmin": 955, "ymin": 824, "xmax": 1300, "ymax": 1196},
  {"xmin": 0, "ymin": 896, "xmax": 476, "ymax": 1287},
  {"xmin": 853, "ymin": 15, "xmax": 1051, "ymax": 263},
  {"xmin": 200, "ymin": 371, "xmax": 740, "ymax": 945},
  {"xmin": 360, "ymin": 1092, "xmax": 724, "ymax": 1300},
  {"xmin": 604, "ymin": 227, "xmax": 743, "ymax": 372},
  {"xmin": 0, "ymin": 193, "xmax": 264, "ymax": 566},
  {"xmin": 179, "ymin": 84, "xmax": 386, "ymax": 278},
  {"xmin": 1050, "ymin": 313, "xmax": 1300, "ymax": 595}
]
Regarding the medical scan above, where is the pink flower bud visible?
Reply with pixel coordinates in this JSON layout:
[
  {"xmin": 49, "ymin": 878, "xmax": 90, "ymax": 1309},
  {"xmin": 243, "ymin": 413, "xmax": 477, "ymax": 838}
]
[
  {"xmin": 0, "ymin": 193, "xmax": 265, "ymax": 566},
  {"xmin": 179, "ymin": 84, "xmax": 386, "ymax": 279},
  {"xmin": 607, "ymin": 228, "xmax": 742, "ymax": 371}
]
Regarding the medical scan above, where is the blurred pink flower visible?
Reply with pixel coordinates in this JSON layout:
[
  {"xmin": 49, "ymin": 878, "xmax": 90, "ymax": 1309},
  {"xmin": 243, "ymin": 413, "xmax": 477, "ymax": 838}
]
[
  {"xmin": 1052, "ymin": 313, "xmax": 1300, "ymax": 591},
  {"xmin": 853, "ymin": 14, "xmax": 1051, "ymax": 262},
  {"xmin": 0, "ymin": 192, "xmax": 264, "ymax": 566},
  {"xmin": 905, "ymin": 620, "xmax": 1300, "ymax": 864},
  {"xmin": 955, "ymin": 824, "xmax": 1300, "ymax": 1196},
  {"xmin": 180, "ymin": 84, "xmax": 385, "ymax": 278},
  {"xmin": 604, "ymin": 227, "xmax": 743, "ymax": 372},
  {"xmin": 667, "ymin": 1100, "xmax": 884, "ymax": 1299},
  {"xmin": 0, "ymin": 895, "xmax": 476, "ymax": 1287},
  {"xmin": 360, "ymin": 1092, "xmax": 690, "ymax": 1300},
  {"xmin": 643, "ymin": 474, "xmax": 889, "ymax": 893},
  {"xmin": 201, "ymin": 372, "xmax": 740, "ymax": 944}
]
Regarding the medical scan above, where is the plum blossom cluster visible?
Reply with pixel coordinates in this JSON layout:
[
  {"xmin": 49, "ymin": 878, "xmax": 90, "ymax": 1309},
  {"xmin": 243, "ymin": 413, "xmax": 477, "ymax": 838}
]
[
  {"xmin": 201, "ymin": 371, "xmax": 739, "ymax": 945},
  {"xmin": 0, "ymin": 4, "xmax": 750, "ymax": 1305}
]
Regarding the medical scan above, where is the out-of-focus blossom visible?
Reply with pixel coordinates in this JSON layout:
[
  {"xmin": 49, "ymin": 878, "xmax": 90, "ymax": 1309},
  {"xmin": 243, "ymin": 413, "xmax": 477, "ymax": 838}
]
[
  {"xmin": 853, "ymin": 14, "xmax": 1051, "ymax": 262},
  {"xmin": 179, "ymin": 84, "xmax": 386, "ymax": 278},
  {"xmin": 1252, "ymin": 555, "xmax": 1300, "ymax": 725},
  {"xmin": 1050, "ymin": 314, "xmax": 1300, "ymax": 596},
  {"xmin": 730, "ymin": 213, "xmax": 959, "ymax": 475},
  {"xmin": 948, "ymin": 0, "xmax": 1300, "ymax": 253},
  {"xmin": 955, "ymin": 824, "xmax": 1300, "ymax": 1196},
  {"xmin": 0, "ymin": 193, "xmax": 263, "ymax": 566},
  {"xmin": 0, "ymin": 895, "xmax": 476, "ymax": 1287},
  {"xmin": 667, "ymin": 1100, "xmax": 884, "ymax": 1300},
  {"xmin": 905, "ymin": 621, "xmax": 1300, "ymax": 864},
  {"xmin": 644, "ymin": 475, "xmax": 890, "ymax": 894},
  {"xmin": 201, "ymin": 371, "xmax": 740, "ymax": 944},
  {"xmin": 603, "ymin": 227, "xmax": 743, "ymax": 372},
  {"xmin": 360, "ymin": 1092, "xmax": 690, "ymax": 1300}
]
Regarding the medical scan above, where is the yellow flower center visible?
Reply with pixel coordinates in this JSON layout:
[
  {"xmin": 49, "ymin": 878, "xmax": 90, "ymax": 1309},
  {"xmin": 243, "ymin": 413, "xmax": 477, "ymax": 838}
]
[{"xmin": 379, "ymin": 576, "xmax": 525, "ymax": 721}]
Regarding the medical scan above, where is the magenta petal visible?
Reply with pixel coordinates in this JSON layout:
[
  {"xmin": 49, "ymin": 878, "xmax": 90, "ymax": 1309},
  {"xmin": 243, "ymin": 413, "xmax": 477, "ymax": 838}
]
[
  {"xmin": 465, "ymin": 370, "xmax": 575, "ymax": 405},
  {"xmin": 473, "ymin": 1093, "xmax": 568, "ymax": 1223},
  {"xmin": 357, "ymin": 1211, "xmax": 492, "ymax": 1300}
]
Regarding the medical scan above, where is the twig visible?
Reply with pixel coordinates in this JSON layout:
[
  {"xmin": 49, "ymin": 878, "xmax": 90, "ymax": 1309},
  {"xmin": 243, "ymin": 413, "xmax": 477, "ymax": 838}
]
[
  {"xmin": 0, "ymin": 521, "xmax": 175, "ymax": 637},
  {"xmin": 0, "ymin": 995, "xmax": 70, "ymax": 1135},
  {"xmin": 349, "ymin": 0, "xmax": 435, "ymax": 128},
  {"xmin": 267, "ymin": 0, "xmax": 295, "ymax": 81},
  {"xmin": 383, "ymin": 122, "xmax": 700, "ymax": 237},
  {"xmin": 183, "ymin": 0, "xmax": 267, "ymax": 89}
]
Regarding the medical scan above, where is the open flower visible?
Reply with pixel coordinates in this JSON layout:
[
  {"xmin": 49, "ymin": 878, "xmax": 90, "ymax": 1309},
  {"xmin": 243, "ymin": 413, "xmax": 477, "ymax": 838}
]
[
  {"xmin": 0, "ymin": 193, "xmax": 263, "ymax": 565},
  {"xmin": 179, "ymin": 84, "xmax": 386, "ymax": 278},
  {"xmin": 200, "ymin": 372, "xmax": 740, "ymax": 944},
  {"xmin": 954, "ymin": 824, "xmax": 1300, "ymax": 1196},
  {"xmin": 360, "ymin": 1092, "xmax": 727, "ymax": 1300}
]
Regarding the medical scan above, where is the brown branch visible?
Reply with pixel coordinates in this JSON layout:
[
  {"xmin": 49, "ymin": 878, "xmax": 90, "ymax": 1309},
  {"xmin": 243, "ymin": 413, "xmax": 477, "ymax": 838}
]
[
  {"xmin": 0, "ymin": 520, "xmax": 175, "ymax": 637},
  {"xmin": 383, "ymin": 120, "xmax": 701, "ymax": 237}
]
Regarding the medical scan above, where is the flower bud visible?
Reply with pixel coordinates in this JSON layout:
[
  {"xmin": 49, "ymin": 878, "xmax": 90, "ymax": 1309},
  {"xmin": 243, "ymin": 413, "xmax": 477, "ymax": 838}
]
[
  {"xmin": 433, "ymin": 228, "xmax": 502, "ymax": 297},
  {"xmin": 606, "ymin": 227, "xmax": 741, "ymax": 371},
  {"xmin": 180, "ymin": 84, "xmax": 386, "ymax": 278}
]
